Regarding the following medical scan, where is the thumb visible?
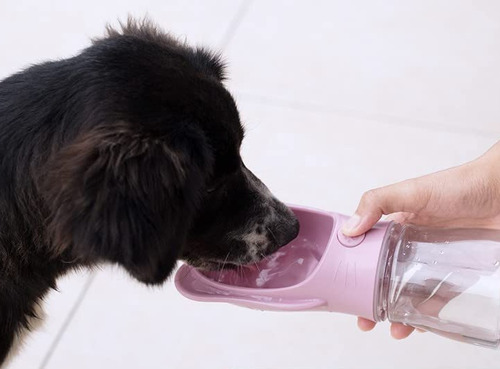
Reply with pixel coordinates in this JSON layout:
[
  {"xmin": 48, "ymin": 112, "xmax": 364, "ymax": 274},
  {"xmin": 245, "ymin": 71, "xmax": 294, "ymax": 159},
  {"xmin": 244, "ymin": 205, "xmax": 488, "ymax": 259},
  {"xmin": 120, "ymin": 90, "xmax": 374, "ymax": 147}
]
[{"xmin": 342, "ymin": 179, "xmax": 426, "ymax": 236}]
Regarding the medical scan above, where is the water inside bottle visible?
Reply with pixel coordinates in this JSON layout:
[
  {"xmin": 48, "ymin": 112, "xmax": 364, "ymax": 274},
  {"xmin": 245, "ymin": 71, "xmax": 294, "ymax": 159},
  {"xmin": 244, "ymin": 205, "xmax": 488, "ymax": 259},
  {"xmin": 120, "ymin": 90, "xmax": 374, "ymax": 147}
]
[
  {"xmin": 386, "ymin": 226, "xmax": 500, "ymax": 347},
  {"xmin": 201, "ymin": 236, "xmax": 325, "ymax": 288}
]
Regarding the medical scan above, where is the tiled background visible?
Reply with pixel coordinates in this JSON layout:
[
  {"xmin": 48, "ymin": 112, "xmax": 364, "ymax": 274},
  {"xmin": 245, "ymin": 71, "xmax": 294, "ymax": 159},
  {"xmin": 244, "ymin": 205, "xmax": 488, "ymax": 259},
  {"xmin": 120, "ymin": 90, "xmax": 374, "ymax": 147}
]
[{"xmin": 1, "ymin": 1, "xmax": 499, "ymax": 368}]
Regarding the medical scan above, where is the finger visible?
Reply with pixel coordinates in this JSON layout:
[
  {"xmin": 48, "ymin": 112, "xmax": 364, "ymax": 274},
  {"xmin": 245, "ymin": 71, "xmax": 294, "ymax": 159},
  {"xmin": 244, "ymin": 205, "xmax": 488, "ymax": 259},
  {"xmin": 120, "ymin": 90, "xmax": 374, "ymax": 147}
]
[
  {"xmin": 342, "ymin": 180, "xmax": 430, "ymax": 237},
  {"xmin": 357, "ymin": 317, "xmax": 376, "ymax": 331},
  {"xmin": 391, "ymin": 323, "xmax": 415, "ymax": 339}
]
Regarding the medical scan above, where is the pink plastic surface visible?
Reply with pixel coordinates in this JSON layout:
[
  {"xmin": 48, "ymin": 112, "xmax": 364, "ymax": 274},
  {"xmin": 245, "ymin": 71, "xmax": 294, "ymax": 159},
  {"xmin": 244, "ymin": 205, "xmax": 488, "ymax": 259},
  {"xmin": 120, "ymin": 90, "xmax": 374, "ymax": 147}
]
[
  {"xmin": 200, "ymin": 235, "xmax": 325, "ymax": 289},
  {"xmin": 174, "ymin": 205, "xmax": 390, "ymax": 321}
]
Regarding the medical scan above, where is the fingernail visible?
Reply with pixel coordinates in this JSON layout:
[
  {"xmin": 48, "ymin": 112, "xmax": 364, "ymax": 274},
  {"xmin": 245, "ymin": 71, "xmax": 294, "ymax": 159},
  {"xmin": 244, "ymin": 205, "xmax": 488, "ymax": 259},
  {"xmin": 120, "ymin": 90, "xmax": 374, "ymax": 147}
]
[{"xmin": 342, "ymin": 214, "xmax": 361, "ymax": 234}]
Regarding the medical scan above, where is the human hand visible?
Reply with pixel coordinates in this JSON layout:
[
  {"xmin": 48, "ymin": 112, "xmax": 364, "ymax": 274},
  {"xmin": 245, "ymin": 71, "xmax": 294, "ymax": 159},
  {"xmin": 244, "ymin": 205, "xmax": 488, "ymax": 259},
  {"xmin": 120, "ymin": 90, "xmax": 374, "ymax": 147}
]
[{"xmin": 342, "ymin": 141, "xmax": 500, "ymax": 339}]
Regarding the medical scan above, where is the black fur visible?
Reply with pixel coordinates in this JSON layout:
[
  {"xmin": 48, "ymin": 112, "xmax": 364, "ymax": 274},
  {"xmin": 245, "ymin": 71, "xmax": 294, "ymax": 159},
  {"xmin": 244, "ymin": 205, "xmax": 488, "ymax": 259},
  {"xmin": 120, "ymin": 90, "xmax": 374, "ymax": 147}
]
[{"xmin": 0, "ymin": 19, "xmax": 299, "ymax": 363}]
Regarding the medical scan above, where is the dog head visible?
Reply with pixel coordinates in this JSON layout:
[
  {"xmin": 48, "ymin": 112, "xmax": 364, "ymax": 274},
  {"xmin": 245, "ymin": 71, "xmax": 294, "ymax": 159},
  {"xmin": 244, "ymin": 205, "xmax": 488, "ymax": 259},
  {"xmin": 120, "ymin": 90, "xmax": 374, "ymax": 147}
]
[
  {"xmin": 183, "ymin": 165, "xmax": 299, "ymax": 270},
  {"xmin": 38, "ymin": 19, "xmax": 299, "ymax": 285}
]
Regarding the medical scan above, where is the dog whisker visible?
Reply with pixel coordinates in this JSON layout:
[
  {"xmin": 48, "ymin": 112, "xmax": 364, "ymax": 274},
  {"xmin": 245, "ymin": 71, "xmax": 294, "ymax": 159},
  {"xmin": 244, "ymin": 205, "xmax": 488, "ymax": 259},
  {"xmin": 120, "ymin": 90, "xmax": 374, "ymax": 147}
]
[
  {"xmin": 266, "ymin": 226, "xmax": 277, "ymax": 243},
  {"xmin": 217, "ymin": 250, "xmax": 232, "ymax": 281},
  {"xmin": 260, "ymin": 252, "xmax": 271, "ymax": 263},
  {"xmin": 253, "ymin": 260, "xmax": 261, "ymax": 273}
]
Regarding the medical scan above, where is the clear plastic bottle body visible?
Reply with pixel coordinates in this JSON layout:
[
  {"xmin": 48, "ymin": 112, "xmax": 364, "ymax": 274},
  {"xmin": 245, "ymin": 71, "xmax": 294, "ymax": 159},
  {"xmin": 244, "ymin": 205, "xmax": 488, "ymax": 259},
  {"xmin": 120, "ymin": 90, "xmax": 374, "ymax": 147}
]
[{"xmin": 375, "ymin": 223, "xmax": 500, "ymax": 348}]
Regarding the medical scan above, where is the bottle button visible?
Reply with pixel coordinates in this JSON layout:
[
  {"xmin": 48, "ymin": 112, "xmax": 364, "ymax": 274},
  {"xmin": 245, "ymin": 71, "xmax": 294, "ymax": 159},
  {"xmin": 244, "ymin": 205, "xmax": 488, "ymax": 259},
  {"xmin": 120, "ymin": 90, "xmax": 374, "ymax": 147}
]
[{"xmin": 337, "ymin": 229, "xmax": 365, "ymax": 247}]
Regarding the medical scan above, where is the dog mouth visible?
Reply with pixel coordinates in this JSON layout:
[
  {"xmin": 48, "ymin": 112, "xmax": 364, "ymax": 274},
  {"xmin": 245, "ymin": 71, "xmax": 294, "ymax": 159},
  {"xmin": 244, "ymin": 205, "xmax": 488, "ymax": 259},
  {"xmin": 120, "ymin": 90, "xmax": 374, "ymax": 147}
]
[
  {"xmin": 185, "ymin": 257, "xmax": 261, "ymax": 271},
  {"xmin": 183, "ymin": 245, "xmax": 278, "ymax": 271},
  {"xmin": 183, "ymin": 216, "xmax": 300, "ymax": 272}
]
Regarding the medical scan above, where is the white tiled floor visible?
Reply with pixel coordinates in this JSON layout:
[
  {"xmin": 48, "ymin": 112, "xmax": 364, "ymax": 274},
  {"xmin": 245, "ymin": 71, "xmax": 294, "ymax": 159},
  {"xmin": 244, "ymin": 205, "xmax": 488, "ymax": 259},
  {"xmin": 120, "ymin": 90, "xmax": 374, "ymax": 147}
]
[
  {"xmin": 226, "ymin": 1, "xmax": 500, "ymax": 136},
  {"xmin": 2, "ymin": 1, "xmax": 500, "ymax": 368},
  {"xmin": 7, "ymin": 271, "xmax": 93, "ymax": 369},
  {"xmin": 0, "ymin": 0, "xmax": 242, "ymax": 78}
]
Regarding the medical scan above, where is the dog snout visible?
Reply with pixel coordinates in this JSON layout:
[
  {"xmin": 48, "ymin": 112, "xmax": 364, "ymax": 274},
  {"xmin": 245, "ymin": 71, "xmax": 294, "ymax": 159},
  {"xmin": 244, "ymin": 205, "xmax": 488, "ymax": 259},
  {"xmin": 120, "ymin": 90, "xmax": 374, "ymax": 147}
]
[
  {"xmin": 266, "ymin": 207, "xmax": 300, "ymax": 252},
  {"xmin": 285, "ymin": 215, "xmax": 300, "ymax": 244},
  {"xmin": 277, "ymin": 216, "xmax": 300, "ymax": 246}
]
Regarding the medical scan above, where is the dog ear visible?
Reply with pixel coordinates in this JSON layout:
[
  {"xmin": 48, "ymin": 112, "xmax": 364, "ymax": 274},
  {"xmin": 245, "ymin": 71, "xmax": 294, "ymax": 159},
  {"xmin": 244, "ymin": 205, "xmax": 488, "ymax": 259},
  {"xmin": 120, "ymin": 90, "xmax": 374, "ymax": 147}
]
[
  {"xmin": 40, "ymin": 122, "xmax": 211, "ymax": 284},
  {"xmin": 192, "ymin": 47, "xmax": 226, "ymax": 80}
]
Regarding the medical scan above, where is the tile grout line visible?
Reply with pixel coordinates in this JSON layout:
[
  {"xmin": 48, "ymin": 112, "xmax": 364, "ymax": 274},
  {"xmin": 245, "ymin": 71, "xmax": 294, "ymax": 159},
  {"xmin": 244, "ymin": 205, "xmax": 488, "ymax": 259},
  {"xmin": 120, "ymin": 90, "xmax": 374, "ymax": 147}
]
[
  {"xmin": 236, "ymin": 92, "xmax": 499, "ymax": 139},
  {"xmin": 218, "ymin": 0, "xmax": 254, "ymax": 50},
  {"xmin": 38, "ymin": 272, "xmax": 97, "ymax": 369}
]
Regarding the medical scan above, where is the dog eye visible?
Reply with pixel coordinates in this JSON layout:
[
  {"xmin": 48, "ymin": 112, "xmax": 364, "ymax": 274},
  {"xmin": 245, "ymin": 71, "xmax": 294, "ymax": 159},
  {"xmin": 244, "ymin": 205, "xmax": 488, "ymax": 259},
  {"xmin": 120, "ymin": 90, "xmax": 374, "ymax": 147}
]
[
  {"xmin": 206, "ymin": 174, "xmax": 232, "ymax": 194},
  {"xmin": 206, "ymin": 182, "xmax": 224, "ymax": 194},
  {"xmin": 206, "ymin": 186, "xmax": 218, "ymax": 194}
]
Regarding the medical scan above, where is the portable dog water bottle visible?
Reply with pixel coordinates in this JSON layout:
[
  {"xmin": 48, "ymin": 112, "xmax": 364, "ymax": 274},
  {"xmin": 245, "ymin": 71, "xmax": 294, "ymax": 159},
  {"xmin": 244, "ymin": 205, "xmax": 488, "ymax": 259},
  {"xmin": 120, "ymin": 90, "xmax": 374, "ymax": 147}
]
[{"xmin": 175, "ymin": 205, "xmax": 500, "ymax": 348}]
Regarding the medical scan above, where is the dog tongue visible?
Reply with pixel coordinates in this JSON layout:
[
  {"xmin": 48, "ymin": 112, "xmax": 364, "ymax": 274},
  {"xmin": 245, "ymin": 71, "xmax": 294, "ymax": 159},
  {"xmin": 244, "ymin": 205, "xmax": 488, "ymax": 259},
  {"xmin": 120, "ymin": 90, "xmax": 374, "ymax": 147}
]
[{"xmin": 201, "ymin": 237, "xmax": 324, "ymax": 288}]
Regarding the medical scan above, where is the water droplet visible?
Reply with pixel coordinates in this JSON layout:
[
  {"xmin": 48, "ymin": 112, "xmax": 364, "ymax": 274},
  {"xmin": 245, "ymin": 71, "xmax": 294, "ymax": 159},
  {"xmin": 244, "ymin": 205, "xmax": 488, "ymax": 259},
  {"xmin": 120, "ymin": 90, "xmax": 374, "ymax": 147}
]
[
  {"xmin": 405, "ymin": 244, "xmax": 410, "ymax": 249},
  {"xmin": 402, "ymin": 252, "xmax": 406, "ymax": 256},
  {"xmin": 439, "ymin": 250, "xmax": 444, "ymax": 255},
  {"xmin": 433, "ymin": 260, "xmax": 438, "ymax": 264},
  {"xmin": 445, "ymin": 241, "xmax": 450, "ymax": 244},
  {"xmin": 494, "ymin": 260, "xmax": 500, "ymax": 267},
  {"xmin": 416, "ymin": 257, "xmax": 421, "ymax": 262}
]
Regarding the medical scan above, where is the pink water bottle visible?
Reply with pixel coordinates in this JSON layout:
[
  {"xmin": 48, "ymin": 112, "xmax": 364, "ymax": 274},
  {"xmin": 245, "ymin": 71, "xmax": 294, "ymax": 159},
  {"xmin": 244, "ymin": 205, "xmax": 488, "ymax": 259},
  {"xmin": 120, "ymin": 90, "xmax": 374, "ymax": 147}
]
[{"xmin": 176, "ymin": 205, "xmax": 500, "ymax": 348}]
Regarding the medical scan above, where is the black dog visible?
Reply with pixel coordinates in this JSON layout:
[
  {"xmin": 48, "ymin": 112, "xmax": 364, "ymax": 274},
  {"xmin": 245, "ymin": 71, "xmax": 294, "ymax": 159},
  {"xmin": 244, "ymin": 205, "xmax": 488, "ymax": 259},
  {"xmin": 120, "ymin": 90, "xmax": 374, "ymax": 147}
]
[{"xmin": 0, "ymin": 19, "xmax": 299, "ymax": 365}]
